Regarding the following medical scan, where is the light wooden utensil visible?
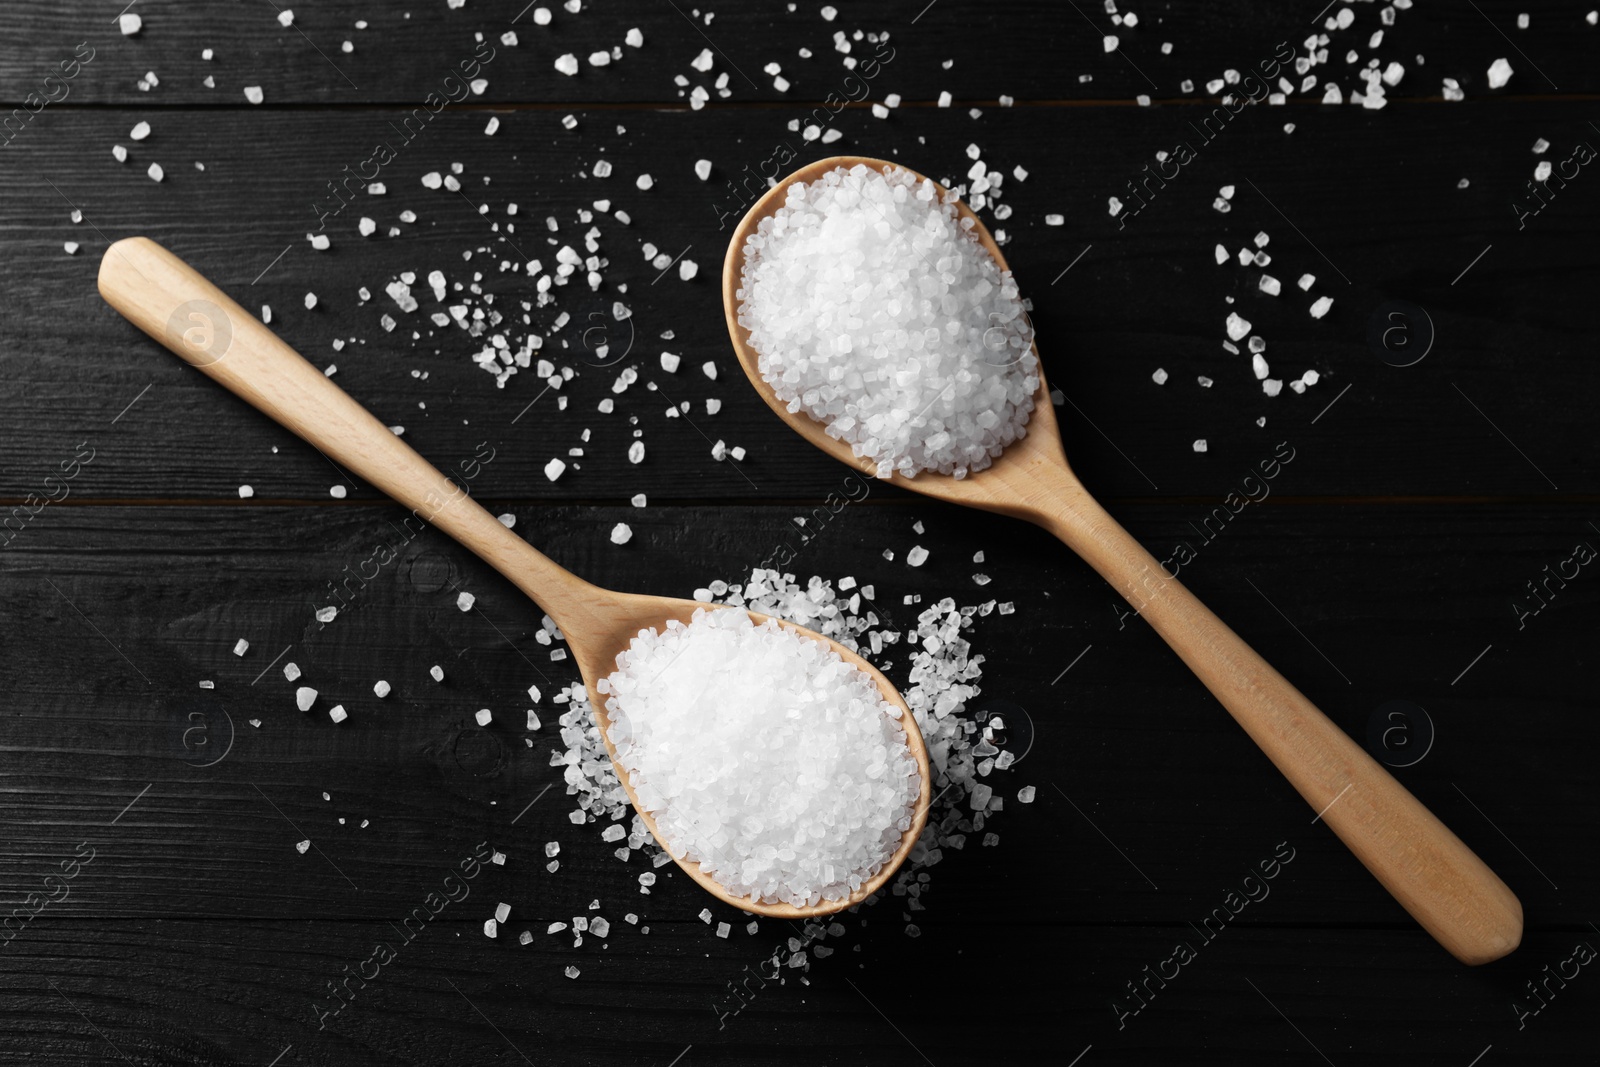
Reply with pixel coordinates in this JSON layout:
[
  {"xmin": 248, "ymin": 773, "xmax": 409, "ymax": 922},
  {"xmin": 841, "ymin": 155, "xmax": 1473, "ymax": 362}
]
[
  {"xmin": 98, "ymin": 235, "xmax": 931, "ymax": 919},
  {"xmin": 722, "ymin": 157, "xmax": 1523, "ymax": 964}
]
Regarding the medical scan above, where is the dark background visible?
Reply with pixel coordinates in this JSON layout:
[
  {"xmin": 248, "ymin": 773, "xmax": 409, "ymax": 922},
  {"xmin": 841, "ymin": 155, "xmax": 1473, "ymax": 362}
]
[{"xmin": 2, "ymin": 2, "xmax": 1596, "ymax": 1064}]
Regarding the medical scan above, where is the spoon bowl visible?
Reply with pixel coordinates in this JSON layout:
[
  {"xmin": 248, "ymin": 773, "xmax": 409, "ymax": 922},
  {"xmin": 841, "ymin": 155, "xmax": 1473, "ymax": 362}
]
[
  {"xmin": 98, "ymin": 236, "xmax": 930, "ymax": 920},
  {"xmin": 724, "ymin": 157, "xmax": 1524, "ymax": 963}
]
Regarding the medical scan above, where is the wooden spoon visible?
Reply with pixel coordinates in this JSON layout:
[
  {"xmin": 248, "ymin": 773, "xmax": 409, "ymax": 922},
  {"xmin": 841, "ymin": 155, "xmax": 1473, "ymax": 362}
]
[
  {"xmin": 98, "ymin": 236, "xmax": 931, "ymax": 920},
  {"xmin": 722, "ymin": 157, "xmax": 1523, "ymax": 964}
]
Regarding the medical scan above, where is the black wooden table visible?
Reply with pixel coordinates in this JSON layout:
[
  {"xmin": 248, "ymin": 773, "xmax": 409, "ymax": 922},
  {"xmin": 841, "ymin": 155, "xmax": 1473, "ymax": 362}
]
[{"xmin": 3, "ymin": 2, "xmax": 1596, "ymax": 1064}]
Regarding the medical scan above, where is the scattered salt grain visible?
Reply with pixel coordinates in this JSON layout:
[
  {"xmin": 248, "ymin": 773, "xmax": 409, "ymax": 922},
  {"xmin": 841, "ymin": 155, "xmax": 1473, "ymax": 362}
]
[
  {"xmin": 555, "ymin": 54, "xmax": 579, "ymax": 76},
  {"xmin": 430, "ymin": 665, "xmax": 445, "ymax": 682},
  {"xmin": 610, "ymin": 523, "xmax": 633, "ymax": 545},
  {"xmin": 147, "ymin": 163, "xmax": 164, "ymax": 182},
  {"xmin": 238, "ymin": 485, "xmax": 254, "ymax": 498},
  {"xmin": 1310, "ymin": 295, "xmax": 1334, "ymax": 319},
  {"xmin": 233, "ymin": 639, "xmax": 249, "ymax": 657},
  {"xmin": 283, "ymin": 662, "xmax": 300, "ymax": 681},
  {"xmin": 296, "ymin": 687, "xmax": 317, "ymax": 711},
  {"xmin": 329, "ymin": 705, "xmax": 347, "ymax": 724},
  {"xmin": 1193, "ymin": 439, "xmax": 1207, "ymax": 453},
  {"xmin": 1017, "ymin": 785, "xmax": 1035, "ymax": 803},
  {"xmin": 244, "ymin": 86, "xmax": 264, "ymax": 105},
  {"xmin": 1298, "ymin": 273, "xmax": 1316, "ymax": 291},
  {"xmin": 374, "ymin": 680, "xmax": 390, "ymax": 698},
  {"xmin": 545, "ymin": 458, "xmax": 567, "ymax": 481},
  {"xmin": 476, "ymin": 709, "xmax": 493, "ymax": 727},
  {"xmin": 457, "ymin": 591, "xmax": 476, "ymax": 612},
  {"xmin": 1487, "ymin": 58, "xmax": 1513, "ymax": 89}
]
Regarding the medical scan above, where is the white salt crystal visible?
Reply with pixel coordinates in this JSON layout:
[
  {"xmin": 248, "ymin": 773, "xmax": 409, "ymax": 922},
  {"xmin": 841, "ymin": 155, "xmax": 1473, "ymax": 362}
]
[
  {"xmin": 1259, "ymin": 275, "xmax": 1281, "ymax": 296},
  {"xmin": 284, "ymin": 662, "xmax": 300, "ymax": 681},
  {"xmin": 906, "ymin": 545, "xmax": 930, "ymax": 567},
  {"xmin": 476, "ymin": 709, "xmax": 493, "ymax": 727},
  {"xmin": 1225, "ymin": 312, "xmax": 1252, "ymax": 341},
  {"xmin": 374, "ymin": 680, "xmax": 390, "ymax": 698},
  {"xmin": 147, "ymin": 163, "xmax": 164, "ymax": 182},
  {"xmin": 1017, "ymin": 785, "xmax": 1035, "ymax": 803},
  {"xmin": 737, "ymin": 164, "xmax": 1038, "ymax": 480},
  {"xmin": 1487, "ymin": 58, "xmax": 1512, "ymax": 89},
  {"xmin": 626, "ymin": 27, "xmax": 644, "ymax": 47},
  {"xmin": 457, "ymin": 591, "xmax": 476, "ymax": 612},
  {"xmin": 1310, "ymin": 295, "xmax": 1334, "ymax": 319},
  {"xmin": 1045, "ymin": 213, "xmax": 1065, "ymax": 226},
  {"xmin": 601, "ymin": 608, "xmax": 919, "ymax": 908},
  {"xmin": 430, "ymin": 665, "xmax": 444, "ymax": 682},
  {"xmin": 564, "ymin": 966, "xmax": 580, "ymax": 980},
  {"xmin": 1297, "ymin": 273, "xmax": 1316, "ymax": 291},
  {"xmin": 296, "ymin": 839, "xmax": 310, "ymax": 854},
  {"xmin": 702, "ymin": 361, "xmax": 717, "ymax": 380},
  {"xmin": 1534, "ymin": 161, "xmax": 1552, "ymax": 182},
  {"xmin": 545, "ymin": 458, "xmax": 567, "ymax": 481},
  {"xmin": 636, "ymin": 173, "xmax": 654, "ymax": 191},
  {"xmin": 296, "ymin": 687, "xmax": 317, "ymax": 711},
  {"xmin": 716, "ymin": 922, "xmax": 731, "ymax": 938},
  {"xmin": 631, "ymin": 494, "xmax": 647, "ymax": 507},
  {"xmin": 244, "ymin": 86, "xmax": 264, "ymax": 105},
  {"xmin": 555, "ymin": 54, "xmax": 579, "ymax": 76},
  {"xmin": 233, "ymin": 638, "xmax": 249, "ymax": 657},
  {"xmin": 1104, "ymin": 35, "xmax": 1119, "ymax": 53},
  {"xmin": 483, "ymin": 919, "xmax": 498, "ymax": 938},
  {"xmin": 610, "ymin": 523, "xmax": 632, "ymax": 545},
  {"xmin": 130, "ymin": 121, "xmax": 151, "ymax": 141},
  {"xmin": 694, "ymin": 158, "xmax": 712, "ymax": 180},
  {"xmin": 627, "ymin": 441, "xmax": 645, "ymax": 464},
  {"xmin": 120, "ymin": 13, "xmax": 142, "ymax": 35},
  {"xmin": 238, "ymin": 485, "xmax": 254, "ymax": 498},
  {"xmin": 329, "ymin": 705, "xmax": 347, "ymax": 724},
  {"xmin": 1193, "ymin": 439, "xmax": 1207, "ymax": 453}
]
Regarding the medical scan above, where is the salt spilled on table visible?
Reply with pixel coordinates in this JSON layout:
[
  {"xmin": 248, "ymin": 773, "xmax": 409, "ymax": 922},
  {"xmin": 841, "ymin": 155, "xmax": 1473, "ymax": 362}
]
[
  {"xmin": 598, "ymin": 608, "xmax": 920, "ymax": 908},
  {"xmin": 737, "ymin": 164, "xmax": 1039, "ymax": 480}
]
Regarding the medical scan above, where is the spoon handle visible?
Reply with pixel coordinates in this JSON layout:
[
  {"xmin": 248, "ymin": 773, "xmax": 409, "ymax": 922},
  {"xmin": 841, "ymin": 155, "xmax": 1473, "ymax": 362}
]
[
  {"xmin": 1041, "ymin": 481, "xmax": 1522, "ymax": 965},
  {"xmin": 96, "ymin": 236, "xmax": 594, "ymax": 618}
]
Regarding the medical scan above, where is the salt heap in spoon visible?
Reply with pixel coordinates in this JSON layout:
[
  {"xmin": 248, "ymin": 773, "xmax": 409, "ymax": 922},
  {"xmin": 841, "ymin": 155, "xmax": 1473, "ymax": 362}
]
[
  {"xmin": 598, "ymin": 608, "xmax": 920, "ymax": 908},
  {"xmin": 737, "ymin": 163, "xmax": 1039, "ymax": 479}
]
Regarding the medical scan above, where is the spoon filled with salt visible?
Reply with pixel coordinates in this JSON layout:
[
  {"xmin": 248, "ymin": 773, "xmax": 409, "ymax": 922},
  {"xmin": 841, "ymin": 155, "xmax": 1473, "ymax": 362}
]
[
  {"xmin": 723, "ymin": 158, "xmax": 1523, "ymax": 964},
  {"xmin": 98, "ymin": 236, "xmax": 930, "ymax": 919}
]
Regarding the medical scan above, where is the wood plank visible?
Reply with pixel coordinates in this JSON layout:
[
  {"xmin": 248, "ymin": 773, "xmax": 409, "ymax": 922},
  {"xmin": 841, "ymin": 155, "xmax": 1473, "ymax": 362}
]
[
  {"xmin": 1, "ymin": 101, "xmax": 1596, "ymax": 503},
  {"xmin": 3, "ymin": 1, "xmax": 1596, "ymax": 107},
  {"xmin": 3, "ymin": 502, "xmax": 1593, "ymax": 926},
  {"xmin": 1, "ymin": 919, "xmax": 1591, "ymax": 1065}
]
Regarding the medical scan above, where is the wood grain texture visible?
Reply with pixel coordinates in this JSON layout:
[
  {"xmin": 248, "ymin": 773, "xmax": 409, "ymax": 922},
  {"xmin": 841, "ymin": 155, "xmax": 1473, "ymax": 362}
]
[
  {"xmin": 0, "ymin": 102, "xmax": 1596, "ymax": 503},
  {"xmin": 3, "ymin": 0, "xmax": 1596, "ymax": 107},
  {"xmin": 2, "ymin": 1, "xmax": 1596, "ymax": 1062}
]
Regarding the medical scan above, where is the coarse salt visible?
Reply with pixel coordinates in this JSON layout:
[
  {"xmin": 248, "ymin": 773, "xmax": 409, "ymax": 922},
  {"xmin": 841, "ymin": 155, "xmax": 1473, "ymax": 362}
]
[
  {"xmin": 599, "ymin": 608, "xmax": 919, "ymax": 907},
  {"xmin": 737, "ymin": 164, "xmax": 1038, "ymax": 480}
]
